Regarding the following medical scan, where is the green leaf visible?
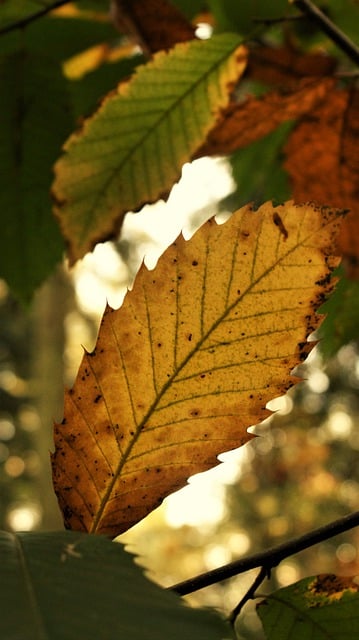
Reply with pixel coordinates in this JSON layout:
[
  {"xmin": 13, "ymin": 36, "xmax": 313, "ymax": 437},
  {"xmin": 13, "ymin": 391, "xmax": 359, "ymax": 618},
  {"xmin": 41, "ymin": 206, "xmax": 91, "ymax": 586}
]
[
  {"xmin": 171, "ymin": 0, "xmax": 206, "ymax": 20},
  {"xmin": 70, "ymin": 53, "xmax": 145, "ymax": 120},
  {"xmin": 318, "ymin": 267, "xmax": 359, "ymax": 357},
  {"xmin": 53, "ymin": 33, "xmax": 247, "ymax": 262},
  {"xmin": 24, "ymin": 16, "xmax": 118, "ymax": 62},
  {"xmin": 0, "ymin": 50, "xmax": 71, "ymax": 303},
  {"xmin": 294, "ymin": 0, "xmax": 359, "ymax": 56},
  {"xmin": 0, "ymin": 15, "xmax": 118, "ymax": 59},
  {"xmin": 257, "ymin": 574, "xmax": 359, "ymax": 640},
  {"xmin": 0, "ymin": 0, "xmax": 60, "ymax": 33},
  {"xmin": 224, "ymin": 121, "xmax": 292, "ymax": 211},
  {"xmin": 208, "ymin": 0, "xmax": 293, "ymax": 35},
  {"xmin": 0, "ymin": 530, "xmax": 233, "ymax": 640},
  {"xmin": 328, "ymin": 1, "xmax": 359, "ymax": 59}
]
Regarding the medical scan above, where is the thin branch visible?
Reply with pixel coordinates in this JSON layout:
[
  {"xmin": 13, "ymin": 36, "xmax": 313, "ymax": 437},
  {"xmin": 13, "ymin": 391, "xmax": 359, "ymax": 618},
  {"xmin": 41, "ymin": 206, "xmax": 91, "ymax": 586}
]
[
  {"xmin": 290, "ymin": 0, "xmax": 359, "ymax": 66},
  {"xmin": 0, "ymin": 0, "xmax": 72, "ymax": 36},
  {"xmin": 229, "ymin": 566, "xmax": 269, "ymax": 626},
  {"xmin": 170, "ymin": 511, "xmax": 359, "ymax": 596}
]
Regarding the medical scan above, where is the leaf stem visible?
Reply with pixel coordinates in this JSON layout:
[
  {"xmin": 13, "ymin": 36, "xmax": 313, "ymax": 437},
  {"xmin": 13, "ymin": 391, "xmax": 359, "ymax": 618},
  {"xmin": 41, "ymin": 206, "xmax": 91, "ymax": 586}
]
[
  {"xmin": 169, "ymin": 511, "xmax": 359, "ymax": 595},
  {"xmin": 0, "ymin": 0, "xmax": 72, "ymax": 36},
  {"xmin": 290, "ymin": 0, "xmax": 359, "ymax": 66},
  {"xmin": 228, "ymin": 566, "xmax": 269, "ymax": 626}
]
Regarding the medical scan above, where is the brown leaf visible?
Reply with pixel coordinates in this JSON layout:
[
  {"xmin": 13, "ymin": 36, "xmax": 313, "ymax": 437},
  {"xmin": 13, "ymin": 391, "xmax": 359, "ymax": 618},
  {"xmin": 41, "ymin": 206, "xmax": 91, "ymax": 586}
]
[
  {"xmin": 284, "ymin": 87, "xmax": 359, "ymax": 278},
  {"xmin": 247, "ymin": 44, "xmax": 337, "ymax": 87},
  {"xmin": 198, "ymin": 77, "xmax": 335, "ymax": 156},
  {"xmin": 111, "ymin": 0, "xmax": 196, "ymax": 54},
  {"xmin": 52, "ymin": 201, "xmax": 344, "ymax": 537}
]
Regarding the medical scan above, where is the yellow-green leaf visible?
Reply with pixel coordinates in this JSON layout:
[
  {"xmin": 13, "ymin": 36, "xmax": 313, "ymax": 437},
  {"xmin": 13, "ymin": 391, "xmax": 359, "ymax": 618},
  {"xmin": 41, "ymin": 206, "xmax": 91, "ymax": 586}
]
[
  {"xmin": 52, "ymin": 201, "xmax": 344, "ymax": 537},
  {"xmin": 257, "ymin": 574, "xmax": 359, "ymax": 639},
  {"xmin": 52, "ymin": 34, "xmax": 247, "ymax": 263}
]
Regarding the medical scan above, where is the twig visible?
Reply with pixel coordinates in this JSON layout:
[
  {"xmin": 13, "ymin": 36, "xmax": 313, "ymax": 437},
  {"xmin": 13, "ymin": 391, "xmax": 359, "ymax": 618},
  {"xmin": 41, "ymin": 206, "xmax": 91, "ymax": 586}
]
[
  {"xmin": 169, "ymin": 511, "xmax": 359, "ymax": 595},
  {"xmin": 290, "ymin": 0, "xmax": 359, "ymax": 66},
  {"xmin": 0, "ymin": 0, "xmax": 72, "ymax": 36},
  {"xmin": 229, "ymin": 566, "xmax": 269, "ymax": 626}
]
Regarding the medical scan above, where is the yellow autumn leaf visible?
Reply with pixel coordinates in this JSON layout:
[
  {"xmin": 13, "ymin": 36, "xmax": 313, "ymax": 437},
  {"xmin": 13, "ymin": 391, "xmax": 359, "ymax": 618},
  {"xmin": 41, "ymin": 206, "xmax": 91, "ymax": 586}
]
[{"xmin": 52, "ymin": 201, "xmax": 344, "ymax": 537}]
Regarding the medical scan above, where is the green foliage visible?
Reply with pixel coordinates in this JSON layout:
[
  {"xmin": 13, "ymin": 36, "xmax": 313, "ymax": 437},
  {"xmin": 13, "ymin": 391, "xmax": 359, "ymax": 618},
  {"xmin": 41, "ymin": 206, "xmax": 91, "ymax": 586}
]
[
  {"xmin": 0, "ymin": 12, "xmax": 130, "ymax": 302},
  {"xmin": 208, "ymin": 0, "xmax": 294, "ymax": 34},
  {"xmin": 315, "ymin": 0, "xmax": 359, "ymax": 51},
  {"xmin": 22, "ymin": 16, "xmax": 118, "ymax": 61},
  {"xmin": 0, "ymin": 50, "xmax": 70, "ymax": 302},
  {"xmin": 319, "ymin": 268, "xmax": 359, "ymax": 357},
  {"xmin": 171, "ymin": 0, "xmax": 206, "ymax": 19},
  {"xmin": 257, "ymin": 574, "xmax": 359, "ymax": 639},
  {"xmin": 53, "ymin": 33, "xmax": 245, "ymax": 262},
  {"xmin": 224, "ymin": 122, "xmax": 292, "ymax": 211},
  {"xmin": 0, "ymin": 530, "xmax": 232, "ymax": 639},
  {"xmin": 0, "ymin": 0, "xmax": 59, "ymax": 33},
  {"xmin": 70, "ymin": 53, "xmax": 145, "ymax": 119}
]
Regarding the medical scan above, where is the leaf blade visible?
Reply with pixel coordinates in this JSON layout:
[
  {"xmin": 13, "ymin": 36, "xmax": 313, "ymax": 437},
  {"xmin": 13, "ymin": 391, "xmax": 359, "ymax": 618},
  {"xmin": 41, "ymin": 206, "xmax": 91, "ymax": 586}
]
[
  {"xmin": 0, "ymin": 0, "xmax": 61, "ymax": 33},
  {"xmin": 52, "ymin": 201, "xmax": 344, "ymax": 536},
  {"xmin": 52, "ymin": 34, "xmax": 247, "ymax": 262},
  {"xmin": 257, "ymin": 574, "xmax": 359, "ymax": 640},
  {"xmin": 0, "ymin": 50, "xmax": 71, "ymax": 302},
  {"xmin": 0, "ymin": 530, "xmax": 232, "ymax": 640}
]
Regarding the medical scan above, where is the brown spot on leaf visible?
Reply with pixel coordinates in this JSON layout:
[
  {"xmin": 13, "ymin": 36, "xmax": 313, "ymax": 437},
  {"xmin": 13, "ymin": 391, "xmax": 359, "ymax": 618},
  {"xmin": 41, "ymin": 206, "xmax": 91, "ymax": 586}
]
[
  {"xmin": 273, "ymin": 212, "xmax": 288, "ymax": 239},
  {"xmin": 307, "ymin": 574, "xmax": 359, "ymax": 606}
]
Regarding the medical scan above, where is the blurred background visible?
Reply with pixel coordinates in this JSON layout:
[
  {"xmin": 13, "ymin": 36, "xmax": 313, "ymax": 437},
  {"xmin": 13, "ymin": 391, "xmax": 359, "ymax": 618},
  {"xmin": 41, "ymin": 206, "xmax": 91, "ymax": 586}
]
[{"xmin": 0, "ymin": 154, "xmax": 358, "ymax": 639}]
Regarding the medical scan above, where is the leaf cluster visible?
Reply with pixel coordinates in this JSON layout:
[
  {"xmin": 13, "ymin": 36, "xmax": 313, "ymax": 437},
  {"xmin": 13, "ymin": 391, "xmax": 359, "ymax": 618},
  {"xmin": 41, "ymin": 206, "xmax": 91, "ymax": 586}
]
[{"xmin": 0, "ymin": 1, "xmax": 358, "ymax": 639}]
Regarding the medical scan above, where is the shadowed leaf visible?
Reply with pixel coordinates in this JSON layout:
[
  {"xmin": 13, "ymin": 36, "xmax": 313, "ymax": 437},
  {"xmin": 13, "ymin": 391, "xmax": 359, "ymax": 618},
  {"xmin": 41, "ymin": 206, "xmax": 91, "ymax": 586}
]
[
  {"xmin": 53, "ymin": 34, "xmax": 247, "ymax": 263},
  {"xmin": 223, "ymin": 122, "xmax": 292, "ymax": 211},
  {"xmin": 257, "ymin": 574, "xmax": 359, "ymax": 640},
  {"xmin": 0, "ymin": 50, "xmax": 71, "ymax": 302},
  {"xmin": 0, "ymin": 530, "xmax": 232, "ymax": 640},
  {"xmin": 284, "ymin": 87, "xmax": 359, "ymax": 279},
  {"xmin": 52, "ymin": 201, "xmax": 344, "ymax": 537},
  {"xmin": 0, "ymin": 0, "xmax": 62, "ymax": 34},
  {"xmin": 318, "ymin": 267, "xmax": 359, "ymax": 357},
  {"xmin": 111, "ymin": 0, "xmax": 196, "ymax": 53}
]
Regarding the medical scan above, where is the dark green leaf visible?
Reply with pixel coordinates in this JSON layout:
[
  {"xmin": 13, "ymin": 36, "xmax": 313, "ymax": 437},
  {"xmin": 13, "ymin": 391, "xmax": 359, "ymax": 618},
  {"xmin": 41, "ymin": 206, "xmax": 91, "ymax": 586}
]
[
  {"xmin": 257, "ymin": 574, "xmax": 359, "ymax": 640},
  {"xmin": 0, "ymin": 0, "xmax": 62, "ymax": 33},
  {"xmin": 171, "ymin": 0, "xmax": 206, "ymax": 20},
  {"xmin": 0, "ymin": 51, "xmax": 72, "ymax": 302},
  {"xmin": 208, "ymin": 0, "xmax": 294, "ymax": 35},
  {"xmin": 222, "ymin": 122, "xmax": 292, "ymax": 212},
  {"xmin": 23, "ymin": 16, "xmax": 118, "ymax": 62},
  {"xmin": 0, "ymin": 530, "xmax": 233, "ymax": 640},
  {"xmin": 318, "ymin": 267, "xmax": 359, "ymax": 357},
  {"xmin": 70, "ymin": 53, "xmax": 144, "ymax": 119},
  {"xmin": 293, "ymin": 0, "xmax": 359, "ymax": 57}
]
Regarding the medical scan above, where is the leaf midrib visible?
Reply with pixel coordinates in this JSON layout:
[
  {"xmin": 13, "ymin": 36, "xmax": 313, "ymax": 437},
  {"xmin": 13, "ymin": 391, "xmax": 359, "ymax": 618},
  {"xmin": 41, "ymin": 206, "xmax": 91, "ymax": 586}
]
[{"xmin": 74, "ymin": 35, "xmax": 243, "ymax": 241}]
